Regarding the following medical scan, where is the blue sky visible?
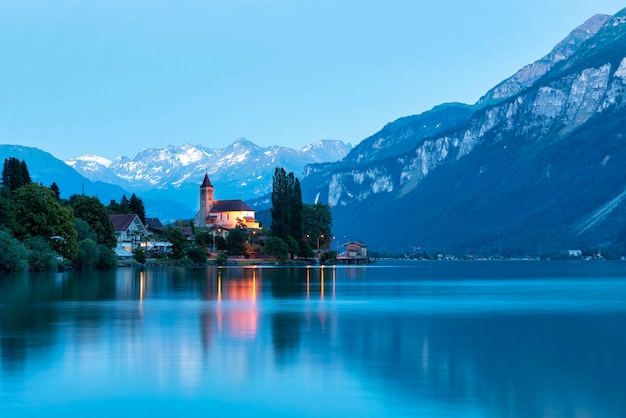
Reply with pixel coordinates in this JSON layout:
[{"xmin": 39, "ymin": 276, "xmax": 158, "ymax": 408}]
[{"xmin": 0, "ymin": 1, "xmax": 623, "ymax": 161}]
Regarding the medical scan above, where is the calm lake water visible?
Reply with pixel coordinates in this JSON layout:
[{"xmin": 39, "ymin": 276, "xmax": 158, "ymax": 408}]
[{"xmin": 1, "ymin": 260, "xmax": 626, "ymax": 417}]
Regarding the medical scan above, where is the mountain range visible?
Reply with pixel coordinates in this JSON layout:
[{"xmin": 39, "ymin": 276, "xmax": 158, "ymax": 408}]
[
  {"xmin": 298, "ymin": 10, "xmax": 626, "ymax": 255},
  {"xmin": 1, "ymin": 139, "xmax": 352, "ymax": 222},
  {"xmin": 3, "ymin": 9, "xmax": 626, "ymax": 256}
]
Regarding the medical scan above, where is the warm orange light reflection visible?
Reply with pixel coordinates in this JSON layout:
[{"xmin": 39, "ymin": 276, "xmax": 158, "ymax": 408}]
[
  {"xmin": 306, "ymin": 266, "xmax": 310, "ymax": 298},
  {"xmin": 217, "ymin": 270, "xmax": 222, "ymax": 302},
  {"xmin": 220, "ymin": 269, "xmax": 260, "ymax": 339},
  {"xmin": 139, "ymin": 270, "xmax": 146, "ymax": 302},
  {"xmin": 320, "ymin": 267, "xmax": 325, "ymax": 300}
]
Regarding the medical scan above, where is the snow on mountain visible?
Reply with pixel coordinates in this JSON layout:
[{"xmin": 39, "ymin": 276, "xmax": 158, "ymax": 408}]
[
  {"xmin": 66, "ymin": 154, "xmax": 112, "ymax": 169},
  {"xmin": 67, "ymin": 138, "xmax": 352, "ymax": 209}
]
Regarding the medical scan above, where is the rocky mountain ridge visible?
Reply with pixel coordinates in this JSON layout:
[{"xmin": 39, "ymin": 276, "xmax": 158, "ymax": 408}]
[{"xmin": 297, "ymin": 8, "xmax": 626, "ymax": 254}]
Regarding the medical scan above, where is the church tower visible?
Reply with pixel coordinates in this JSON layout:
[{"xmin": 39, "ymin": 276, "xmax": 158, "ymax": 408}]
[{"xmin": 196, "ymin": 174, "xmax": 214, "ymax": 227}]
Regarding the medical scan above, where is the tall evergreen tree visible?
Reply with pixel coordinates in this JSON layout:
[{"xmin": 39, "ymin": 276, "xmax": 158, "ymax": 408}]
[
  {"xmin": 50, "ymin": 182, "xmax": 61, "ymax": 200},
  {"xmin": 129, "ymin": 193, "xmax": 146, "ymax": 224},
  {"xmin": 290, "ymin": 176, "xmax": 304, "ymax": 243},
  {"xmin": 270, "ymin": 167, "xmax": 307, "ymax": 256},
  {"xmin": 271, "ymin": 167, "xmax": 290, "ymax": 240},
  {"xmin": 1, "ymin": 157, "xmax": 32, "ymax": 191}
]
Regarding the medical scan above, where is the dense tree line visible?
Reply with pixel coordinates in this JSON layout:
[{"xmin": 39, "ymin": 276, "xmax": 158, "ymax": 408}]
[
  {"xmin": 108, "ymin": 193, "xmax": 146, "ymax": 224},
  {"xmin": 0, "ymin": 158, "xmax": 119, "ymax": 273},
  {"xmin": 269, "ymin": 167, "xmax": 333, "ymax": 260}
]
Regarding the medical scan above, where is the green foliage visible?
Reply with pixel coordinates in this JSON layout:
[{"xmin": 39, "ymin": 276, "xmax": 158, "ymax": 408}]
[
  {"xmin": 96, "ymin": 245, "xmax": 117, "ymax": 269},
  {"xmin": 74, "ymin": 239, "xmax": 99, "ymax": 269},
  {"xmin": 214, "ymin": 235, "xmax": 227, "ymax": 251},
  {"xmin": 226, "ymin": 227, "xmax": 247, "ymax": 256},
  {"xmin": 0, "ymin": 228, "xmax": 28, "ymax": 273},
  {"xmin": 215, "ymin": 252, "xmax": 228, "ymax": 266},
  {"xmin": 270, "ymin": 168, "xmax": 309, "ymax": 257},
  {"xmin": 265, "ymin": 236, "xmax": 289, "ymax": 261},
  {"xmin": 26, "ymin": 236, "xmax": 58, "ymax": 272},
  {"xmin": 50, "ymin": 182, "xmax": 61, "ymax": 200},
  {"xmin": 194, "ymin": 230, "xmax": 212, "ymax": 247},
  {"xmin": 10, "ymin": 183, "xmax": 78, "ymax": 260},
  {"xmin": 129, "ymin": 193, "xmax": 146, "ymax": 224},
  {"xmin": 0, "ymin": 186, "xmax": 13, "ymax": 229},
  {"xmin": 166, "ymin": 227, "xmax": 188, "ymax": 259},
  {"xmin": 320, "ymin": 250, "xmax": 337, "ymax": 264},
  {"xmin": 134, "ymin": 248, "xmax": 148, "ymax": 265},
  {"xmin": 69, "ymin": 194, "xmax": 117, "ymax": 248},
  {"xmin": 74, "ymin": 218, "xmax": 97, "ymax": 242},
  {"xmin": 285, "ymin": 235, "xmax": 299, "ymax": 259},
  {"xmin": 1, "ymin": 157, "xmax": 32, "ymax": 191},
  {"xmin": 108, "ymin": 193, "xmax": 145, "ymax": 222},
  {"xmin": 271, "ymin": 167, "xmax": 290, "ymax": 239},
  {"xmin": 186, "ymin": 244, "xmax": 208, "ymax": 264},
  {"xmin": 299, "ymin": 240, "xmax": 314, "ymax": 259},
  {"xmin": 303, "ymin": 203, "xmax": 332, "ymax": 250}
]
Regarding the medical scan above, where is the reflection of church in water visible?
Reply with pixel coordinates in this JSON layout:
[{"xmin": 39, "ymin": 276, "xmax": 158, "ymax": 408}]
[{"xmin": 194, "ymin": 174, "xmax": 260, "ymax": 230}]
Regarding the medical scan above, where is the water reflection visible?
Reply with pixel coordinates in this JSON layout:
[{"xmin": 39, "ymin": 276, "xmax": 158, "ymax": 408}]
[{"xmin": 1, "ymin": 262, "xmax": 625, "ymax": 417}]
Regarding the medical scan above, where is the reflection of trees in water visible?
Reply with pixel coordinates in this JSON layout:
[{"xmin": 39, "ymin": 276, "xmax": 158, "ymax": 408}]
[
  {"xmin": 272, "ymin": 312, "xmax": 302, "ymax": 367},
  {"xmin": 0, "ymin": 270, "xmax": 131, "ymax": 374},
  {"xmin": 336, "ymin": 313, "xmax": 626, "ymax": 417}
]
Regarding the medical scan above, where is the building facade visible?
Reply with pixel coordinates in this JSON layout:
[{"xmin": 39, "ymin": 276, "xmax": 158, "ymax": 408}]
[{"xmin": 194, "ymin": 174, "xmax": 260, "ymax": 230}]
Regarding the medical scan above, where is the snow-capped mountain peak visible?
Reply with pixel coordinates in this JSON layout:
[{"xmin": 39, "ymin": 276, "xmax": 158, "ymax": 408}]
[
  {"xmin": 67, "ymin": 138, "xmax": 352, "ymax": 206},
  {"xmin": 66, "ymin": 154, "xmax": 112, "ymax": 168}
]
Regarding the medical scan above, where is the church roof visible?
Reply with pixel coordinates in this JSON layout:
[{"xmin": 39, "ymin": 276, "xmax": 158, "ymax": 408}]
[
  {"xmin": 211, "ymin": 199, "xmax": 254, "ymax": 212},
  {"xmin": 201, "ymin": 174, "xmax": 213, "ymax": 188}
]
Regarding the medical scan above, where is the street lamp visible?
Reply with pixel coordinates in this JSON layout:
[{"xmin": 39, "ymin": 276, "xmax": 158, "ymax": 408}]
[
  {"xmin": 317, "ymin": 234, "xmax": 325, "ymax": 254},
  {"xmin": 213, "ymin": 227, "xmax": 222, "ymax": 252}
]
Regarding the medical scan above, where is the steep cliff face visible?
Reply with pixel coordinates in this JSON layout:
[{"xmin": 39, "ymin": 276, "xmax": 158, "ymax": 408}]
[
  {"xmin": 301, "ymin": 9, "xmax": 626, "ymax": 254},
  {"xmin": 478, "ymin": 14, "xmax": 611, "ymax": 105}
]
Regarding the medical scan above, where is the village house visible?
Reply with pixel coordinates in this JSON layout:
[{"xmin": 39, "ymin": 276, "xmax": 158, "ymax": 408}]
[
  {"xmin": 109, "ymin": 213, "xmax": 149, "ymax": 254},
  {"xmin": 194, "ymin": 174, "xmax": 260, "ymax": 233},
  {"xmin": 338, "ymin": 242, "xmax": 369, "ymax": 264}
]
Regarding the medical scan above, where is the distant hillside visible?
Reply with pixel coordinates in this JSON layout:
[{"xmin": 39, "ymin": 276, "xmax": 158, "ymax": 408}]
[{"xmin": 297, "ymin": 8, "xmax": 626, "ymax": 255}]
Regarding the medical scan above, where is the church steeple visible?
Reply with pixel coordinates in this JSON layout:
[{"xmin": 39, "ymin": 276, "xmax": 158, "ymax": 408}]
[
  {"xmin": 201, "ymin": 173, "xmax": 213, "ymax": 188},
  {"xmin": 196, "ymin": 174, "xmax": 215, "ymax": 227}
]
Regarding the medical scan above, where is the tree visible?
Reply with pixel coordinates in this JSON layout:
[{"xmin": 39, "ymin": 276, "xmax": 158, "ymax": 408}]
[
  {"xmin": 74, "ymin": 218, "xmax": 97, "ymax": 242},
  {"xmin": 270, "ymin": 167, "xmax": 306, "ymax": 256},
  {"xmin": 10, "ymin": 183, "xmax": 78, "ymax": 259},
  {"xmin": 129, "ymin": 193, "xmax": 146, "ymax": 224},
  {"xmin": 271, "ymin": 167, "xmax": 291, "ymax": 240},
  {"xmin": 303, "ymin": 203, "xmax": 333, "ymax": 250},
  {"xmin": 290, "ymin": 176, "xmax": 304, "ymax": 245},
  {"xmin": 0, "ymin": 186, "xmax": 13, "ymax": 228},
  {"xmin": 134, "ymin": 248, "xmax": 148, "ymax": 265},
  {"xmin": 166, "ymin": 227, "xmax": 188, "ymax": 259},
  {"xmin": 1, "ymin": 157, "xmax": 32, "ymax": 191},
  {"xmin": 226, "ymin": 227, "xmax": 247, "ymax": 256},
  {"xmin": 50, "ymin": 182, "xmax": 61, "ymax": 200},
  {"xmin": 74, "ymin": 239, "xmax": 99, "ymax": 269},
  {"xmin": 96, "ymin": 244, "xmax": 117, "ymax": 269},
  {"xmin": 26, "ymin": 237, "xmax": 58, "ymax": 272},
  {"xmin": 264, "ymin": 236, "xmax": 289, "ymax": 261},
  {"xmin": 285, "ymin": 235, "xmax": 299, "ymax": 259},
  {"xmin": 69, "ymin": 194, "xmax": 117, "ymax": 248},
  {"xmin": 187, "ymin": 244, "xmax": 208, "ymax": 264},
  {"xmin": 0, "ymin": 228, "xmax": 28, "ymax": 273}
]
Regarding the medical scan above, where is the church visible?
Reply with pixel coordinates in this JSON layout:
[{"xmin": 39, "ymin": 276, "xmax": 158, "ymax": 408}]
[{"xmin": 194, "ymin": 174, "xmax": 260, "ymax": 230}]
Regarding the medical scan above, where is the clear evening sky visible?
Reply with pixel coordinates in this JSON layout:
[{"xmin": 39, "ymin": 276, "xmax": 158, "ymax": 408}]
[{"xmin": 0, "ymin": 1, "xmax": 623, "ymax": 161}]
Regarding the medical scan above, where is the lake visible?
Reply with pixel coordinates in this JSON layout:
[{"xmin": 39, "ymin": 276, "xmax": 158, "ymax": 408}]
[{"xmin": 1, "ymin": 260, "xmax": 625, "ymax": 417}]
